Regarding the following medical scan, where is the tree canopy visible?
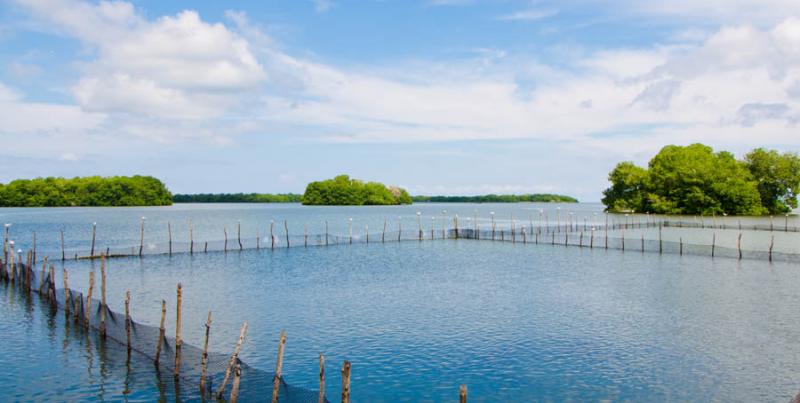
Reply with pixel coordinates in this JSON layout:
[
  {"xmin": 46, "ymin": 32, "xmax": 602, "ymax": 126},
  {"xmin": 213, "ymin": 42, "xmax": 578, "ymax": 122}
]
[
  {"xmin": 0, "ymin": 176, "xmax": 173, "ymax": 207},
  {"xmin": 413, "ymin": 194, "xmax": 577, "ymax": 203},
  {"xmin": 302, "ymin": 175, "xmax": 412, "ymax": 205},
  {"xmin": 602, "ymin": 144, "xmax": 800, "ymax": 215}
]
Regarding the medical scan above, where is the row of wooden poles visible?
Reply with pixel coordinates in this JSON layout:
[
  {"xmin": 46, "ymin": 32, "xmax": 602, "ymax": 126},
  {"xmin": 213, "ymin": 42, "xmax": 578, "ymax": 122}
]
[
  {"xmin": 3, "ymin": 212, "xmax": 671, "ymax": 262},
  {"xmin": 5, "ymin": 213, "xmax": 781, "ymax": 265},
  {"xmin": 0, "ymin": 248, "xmax": 471, "ymax": 402}
]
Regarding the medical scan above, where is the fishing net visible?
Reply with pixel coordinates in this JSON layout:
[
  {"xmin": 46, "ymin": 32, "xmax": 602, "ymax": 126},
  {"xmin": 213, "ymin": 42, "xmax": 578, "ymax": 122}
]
[{"xmin": 0, "ymin": 260, "xmax": 325, "ymax": 403}]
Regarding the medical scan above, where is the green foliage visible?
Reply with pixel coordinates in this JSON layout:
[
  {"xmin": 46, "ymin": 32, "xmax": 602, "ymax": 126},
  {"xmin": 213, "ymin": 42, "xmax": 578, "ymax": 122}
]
[
  {"xmin": 172, "ymin": 193, "xmax": 302, "ymax": 203},
  {"xmin": 0, "ymin": 176, "xmax": 172, "ymax": 207},
  {"xmin": 301, "ymin": 175, "xmax": 412, "ymax": 206},
  {"xmin": 412, "ymin": 194, "xmax": 578, "ymax": 203},
  {"xmin": 744, "ymin": 148, "xmax": 800, "ymax": 214},
  {"xmin": 601, "ymin": 144, "xmax": 798, "ymax": 215}
]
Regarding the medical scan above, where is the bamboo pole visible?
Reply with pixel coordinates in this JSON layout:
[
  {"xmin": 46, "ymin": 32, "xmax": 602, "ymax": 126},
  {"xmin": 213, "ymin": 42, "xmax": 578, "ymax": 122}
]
[
  {"xmin": 218, "ymin": 322, "xmax": 249, "ymax": 399},
  {"xmin": 63, "ymin": 269, "xmax": 70, "ymax": 315},
  {"xmin": 60, "ymin": 229, "xmax": 65, "ymax": 261},
  {"xmin": 100, "ymin": 255, "xmax": 107, "ymax": 337},
  {"xmin": 590, "ymin": 229, "xmax": 594, "ymax": 249},
  {"xmin": 271, "ymin": 221, "xmax": 275, "ymax": 250},
  {"xmin": 168, "ymin": 222, "xmax": 173, "ymax": 256},
  {"xmin": 318, "ymin": 354, "xmax": 325, "ymax": 403},
  {"xmin": 769, "ymin": 235, "xmax": 774, "ymax": 262},
  {"xmin": 139, "ymin": 217, "xmax": 145, "ymax": 257},
  {"xmin": 85, "ymin": 271, "xmax": 94, "ymax": 326},
  {"xmin": 365, "ymin": 225, "xmax": 369, "ymax": 244},
  {"xmin": 341, "ymin": 361, "xmax": 351, "ymax": 403},
  {"xmin": 189, "ymin": 219, "xmax": 194, "ymax": 255},
  {"xmin": 272, "ymin": 330, "xmax": 287, "ymax": 403},
  {"xmin": 382, "ymin": 219, "xmax": 387, "ymax": 243},
  {"xmin": 285, "ymin": 220, "xmax": 290, "ymax": 248},
  {"xmin": 737, "ymin": 233, "xmax": 743, "ymax": 260},
  {"xmin": 230, "ymin": 363, "xmax": 242, "ymax": 403},
  {"xmin": 711, "ymin": 233, "xmax": 716, "ymax": 258},
  {"xmin": 224, "ymin": 226, "xmax": 228, "ymax": 253},
  {"xmin": 48, "ymin": 265, "xmax": 55, "ymax": 303},
  {"xmin": 155, "ymin": 299, "xmax": 166, "ymax": 365},
  {"xmin": 91, "ymin": 222, "xmax": 97, "ymax": 258},
  {"xmin": 460, "ymin": 384, "xmax": 467, "ymax": 403},
  {"xmin": 125, "ymin": 291, "xmax": 132, "ymax": 352},
  {"xmin": 679, "ymin": 237, "xmax": 683, "ymax": 255},
  {"xmin": 238, "ymin": 221, "xmax": 243, "ymax": 251},
  {"xmin": 174, "ymin": 283, "xmax": 183, "ymax": 379},
  {"xmin": 200, "ymin": 311, "xmax": 212, "ymax": 393}
]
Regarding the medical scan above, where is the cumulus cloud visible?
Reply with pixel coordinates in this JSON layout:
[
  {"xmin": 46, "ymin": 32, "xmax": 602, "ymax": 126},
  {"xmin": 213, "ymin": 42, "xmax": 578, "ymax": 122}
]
[{"xmin": 18, "ymin": 0, "xmax": 265, "ymax": 123}]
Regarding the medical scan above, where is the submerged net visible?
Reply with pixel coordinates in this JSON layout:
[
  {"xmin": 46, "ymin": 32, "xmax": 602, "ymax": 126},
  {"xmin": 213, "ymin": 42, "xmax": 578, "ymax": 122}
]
[{"xmin": 0, "ymin": 260, "xmax": 324, "ymax": 402}]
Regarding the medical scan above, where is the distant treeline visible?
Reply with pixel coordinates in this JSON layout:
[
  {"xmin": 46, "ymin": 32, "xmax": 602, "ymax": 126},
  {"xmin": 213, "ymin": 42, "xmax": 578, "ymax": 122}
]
[
  {"xmin": 172, "ymin": 193, "xmax": 302, "ymax": 203},
  {"xmin": 0, "ymin": 176, "xmax": 172, "ymax": 207},
  {"xmin": 412, "ymin": 194, "xmax": 578, "ymax": 203}
]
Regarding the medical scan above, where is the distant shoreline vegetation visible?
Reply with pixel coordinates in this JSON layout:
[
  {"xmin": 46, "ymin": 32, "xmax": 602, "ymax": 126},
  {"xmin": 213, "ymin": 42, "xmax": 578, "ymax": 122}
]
[
  {"xmin": 302, "ymin": 175, "xmax": 412, "ymax": 205},
  {"xmin": 412, "ymin": 194, "xmax": 578, "ymax": 203},
  {"xmin": 0, "ymin": 176, "xmax": 172, "ymax": 207},
  {"xmin": 173, "ymin": 193, "xmax": 302, "ymax": 203},
  {"xmin": 602, "ymin": 144, "xmax": 800, "ymax": 215}
]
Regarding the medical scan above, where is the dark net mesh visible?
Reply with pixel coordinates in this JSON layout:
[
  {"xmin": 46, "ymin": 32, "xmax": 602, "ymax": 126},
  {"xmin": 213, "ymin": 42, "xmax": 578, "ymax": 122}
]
[{"xmin": 0, "ymin": 259, "xmax": 324, "ymax": 402}]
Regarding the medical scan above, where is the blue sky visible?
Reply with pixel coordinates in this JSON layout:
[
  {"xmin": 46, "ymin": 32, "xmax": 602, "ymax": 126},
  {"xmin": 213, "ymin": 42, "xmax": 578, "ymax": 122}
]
[{"xmin": 1, "ymin": 0, "xmax": 800, "ymax": 201}]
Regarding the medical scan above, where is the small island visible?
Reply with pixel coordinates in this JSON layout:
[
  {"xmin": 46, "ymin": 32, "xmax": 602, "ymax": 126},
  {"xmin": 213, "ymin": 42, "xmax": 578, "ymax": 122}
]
[
  {"xmin": 302, "ymin": 175, "xmax": 412, "ymax": 205},
  {"xmin": 0, "ymin": 176, "xmax": 173, "ymax": 207},
  {"xmin": 413, "ymin": 194, "xmax": 578, "ymax": 203},
  {"xmin": 602, "ymin": 144, "xmax": 800, "ymax": 215}
]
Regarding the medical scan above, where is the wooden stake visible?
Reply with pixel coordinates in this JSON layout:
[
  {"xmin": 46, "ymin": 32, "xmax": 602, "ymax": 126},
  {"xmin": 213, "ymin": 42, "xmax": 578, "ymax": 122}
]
[
  {"xmin": 189, "ymin": 220, "xmax": 194, "ymax": 255},
  {"xmin": 285, "ymin": 220, "xmax": 290, "ymax": 248},
  {"xmin": 271, "ymin": 330, "xmax": 287, "ymax": 403},
  {"xmin": 737, "ymin": 233, "xmax": 743, "ymax": 260},
  {"xmin": 219, "ymin": 322, "xmax": 249, "ymax": 399},
  {"xmin": 200, "ymin": 311, "xmax": 212, "ymax": 393},
  {"xmin": 48, "ymin": 265, "xmax": 55, "ymax": 304},
  {"xmin": 238, "ymin": 221, "xmax": 243, "ymax": 251},
  {"xmin": 100, "ymin": 255, "xmax": 107, "ymax": 337},
  {"xmin": 318, "ymin": 354, "xmax": 325, "ymax": 403},
  {"xmin": 155, "ymin": 299, "xmax": 166, "ymax": 365},
  {"xmin": 63, "ymin": 269, "xmax": 70, "ymax": 315},
  {"xmin": 271, "ymin": 221, "xmax": 275, "ymax": 250},
  {"xmin": 325, "ymin": 221, "xmax": 329, "ymax": 246},
  {"xmin": 139, "ymin": 217, "xmax": 145, "ymax": 257},
  {"xmin": 679, "ymin": 237, "xmax": 683, "ymax": 255},
  {"xmin": 305, "ymin": 224, "xmax": 309, "ymax": 247},
  {"xmin": 341, "ymin": 361, "xmax": 351, "ymax": 403},
  {"xmin": 174, "ymin": 283, "xmax": 183, "ymax": 379},
  {"xmin": 257, "ymin": 228, "xmax": 261, "ymax": 250},
  {"xmin": 711, "ymin": 233, "xmax": 716, "ymax": 258},
  {"xmin": 60, "ymin": 229, "xmax": 65, "ymax": 261},
  {"xmin": 85, "ymin": 271, "xmax": 94, "ymax": 326},
  {"xmin": 125, "ymin": 291, "xmax": 132, "ymax": 352},
  {"xmin": 382, "ymin": 219, "xmax": 387, "ymax": 243},
  {"xmin": 168, "ymin": 222, "xmax": 173, "ymax": 256},
  {"xmin": 460, "ymin": 384, "xmax": 468, "ymax": 403},
  {"xmin": 769, "ymin": 235, "xmax": 774, "ymax": 262},
  {"xmin": 658, "ymin": 224, "xmax": 663, "ymax": 254},
  {"xmin": 230, "ymin": 363, "xmax": 242, "ymax": 403},
  {"xmin": 32, "ymin": 232, "xmax": 36, "ymax": 265},
  {"xmin": 224, "ymin": 226, "xmax": 228, "ymax": 253},
  {"xmin": 90, "ymin": 222, "xmax": 97, "ymax": 258}
]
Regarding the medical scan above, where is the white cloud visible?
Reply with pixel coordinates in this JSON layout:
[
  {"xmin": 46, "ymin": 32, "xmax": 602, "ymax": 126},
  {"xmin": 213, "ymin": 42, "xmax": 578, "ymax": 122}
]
[
  {"xmin": 313, "ymin": 0, "xmax": 335, "ymax": 13},
  {"xmin": 17, "ymin": 0, "xmax": 265, "ymax": 123},
  {"xmin": 497, "ymin": 9, "xmax": 557, "ymax": 22}
]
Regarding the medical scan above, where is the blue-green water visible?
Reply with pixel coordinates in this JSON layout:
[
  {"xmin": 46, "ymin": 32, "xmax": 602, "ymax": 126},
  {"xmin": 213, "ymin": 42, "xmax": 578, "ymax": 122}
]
[{"xmin": 1, "ymin": 204, "xmax": 799, "ymax": 402}]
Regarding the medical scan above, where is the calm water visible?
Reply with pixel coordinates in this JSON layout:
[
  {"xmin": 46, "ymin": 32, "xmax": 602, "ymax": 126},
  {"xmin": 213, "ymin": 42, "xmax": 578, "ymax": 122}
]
[{"xmin": 1, "ymin": 204, "xmax": 800, "ymax": 402}]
